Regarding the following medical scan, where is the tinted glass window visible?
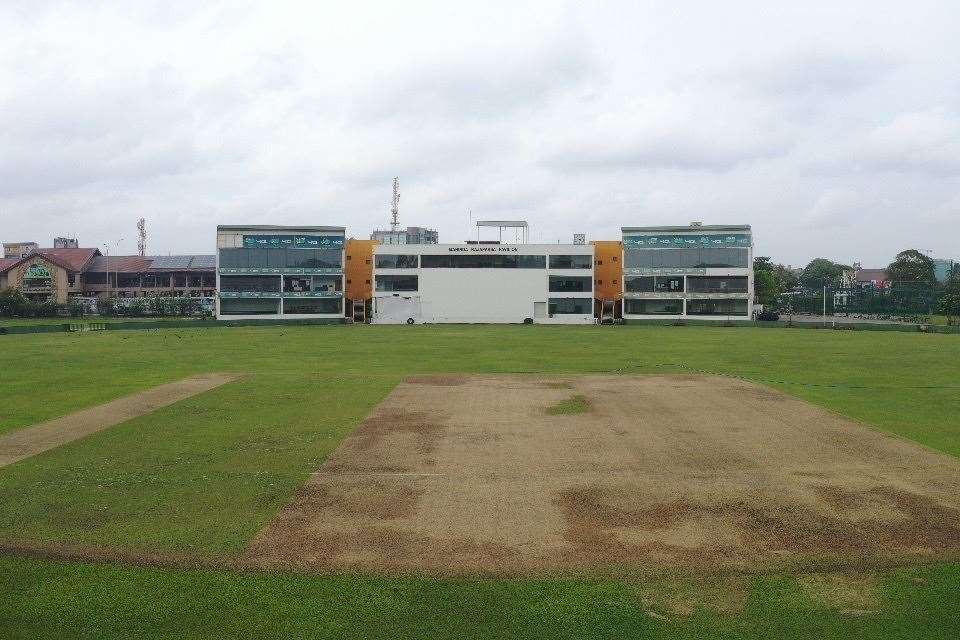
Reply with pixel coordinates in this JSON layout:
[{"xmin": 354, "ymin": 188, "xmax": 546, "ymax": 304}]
[
  {"xmin": 219, "ymin": 275, "xmax": 280, "ymax": 292},
  {"xmin": 624, "ymin": 299, "xmax": 683, "ymax": 314},
  {"xmin": 625, "ymin": 276, "xmax": 655, "ymax": 292},
  {"xmin": 375, "ymin": 254, "xmax": 419, "ymax": 268},
  {"xmin": 283, "ymin": 298, "xmax": 341, "ymax": 314},
  {"xmin": 548, "ymin": 254, "xmax": 592, "ymax": 269},
  {"xmin": 420, "ymin": 254, "xmax": 546, "ymax": 268},
  {"xmin": 687, "ymin": 276, "xmax": 748, "ymax": 293},
  {"xmin": 219, "ymin": 248, "xmax": 342, "ymax": 269},
  {"xmin": 375, "ymin": 275, "xmax": 419, "ymax": 291},
  {"xmin": 219, "ymin": 298, "xmax": 279, "ymax": 315},
  {"xmin": 548, "ymin": 297, "xmax": 593, "ymax": 314},
  {"xmin": 655, "ymin": 276, "xmax": 684, "ymax": 292},
  {"xmin": 686, "ymin": 299, "xmax": 749, "ymax": 315},
  {"xmin": 623, "ymin": 248, "xmax": 748, "ymax": 269},
  {"xmin": 218, "ymin": 248, "xmax": 248, "ymax": 268},
  {"xmin": 548, "ymin": 275, "xmax": 592, "ymax": 292}
]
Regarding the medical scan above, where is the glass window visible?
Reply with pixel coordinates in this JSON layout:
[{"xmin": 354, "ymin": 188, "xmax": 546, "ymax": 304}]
[
  {"xmin": 686, "ymin": 299, "xmax": 749, "ymax": 315},
  {"xmin": 420, "ymin": 254, "xmax": 546, "ymax": 268},
  {"xmin": 548, "ymin": 275, "xmax": 592, "ymax": 292},
  {"xmin": 283, "ymin": 298, "xmax": 341, "ymax": 314},
  {"xmin": 375, "ymin": 275, "xmax": 418, "ymax": 292},
  {"xmin": 173, "ymin": 275, "xmax": 187, "ymax": 287},
  {"xmin": 625, "ymin": 276, "xmax": 655, "ymax": 292},
  {"xmin": 549, "ymin": 254, "xmax": 592, "ymax": 269},
  {"xmin": 219, "ymin": 298, "xmax": 279, "ymax": 315},
  {"xmin": 624, "ymin": 299, "xmax": 683, "ymax": 314},
  {"xmin": 267, "ymin": 248, "xmax": 286, "ymax": 268},
  {"xmin": 548, "ymin": 298, "xmax": 593, "ymax": 314},
  {"xmin": 85, "ymin": 272, "xmax": 107, "ymax": 284},
  {"xmin": 220, "ymin": 275, "xmax": 280, "ymax": 292},
  {"xmin": 687, "ymin": 276, "xmax": 748, "ymax": 293},
  {"xmin": 117, "ymin": 274, "xmax": 141, "ymax": 288},
  {"xmin": 655, "ymin": 276, "xmax": 684, "ymax": 292},
  {"xmin": 375, "ymin": 254, "xmax": 419, "ymax": 269},
  {"xmin": 311, "ymin": 275, "xmax": 341, "ymax": 292},
  {"xmin": 283, "ymin": 276, "xmax": 312, "ymax": 292},
  {"xmin": 218, "ymin": 248, "xmax": 248, "ymax": 269},
  {"xmin": 623, "ymin": 248, "xmax": 748, "ymax": 269},
  {"xmin": 219, "ymin": 248, "xmax": 342, "ymax": 269}
]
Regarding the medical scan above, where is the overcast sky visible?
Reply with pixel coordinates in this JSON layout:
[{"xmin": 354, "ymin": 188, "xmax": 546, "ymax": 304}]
[{"xmin": 1, "ymin": 1, "xmax": 957, "ymax": 266}]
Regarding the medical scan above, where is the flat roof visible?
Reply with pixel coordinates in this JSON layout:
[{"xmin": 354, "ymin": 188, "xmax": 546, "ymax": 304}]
[
  {"xmin": 622, "ymin": 225, "xmax": 751, "ymax": 233},
  {"xmin": 476, "ymin": 220, "xmax": 528, "ymax": 227},
  {"xmin": 217, "ymin": 225, "xmax": 345, "ymax": 232}
]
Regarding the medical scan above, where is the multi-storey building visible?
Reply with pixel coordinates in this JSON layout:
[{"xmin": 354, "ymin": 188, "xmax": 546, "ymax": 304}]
[
  {"xmin": 371, "ymin": 242, "xmax": 594, "ymax": 324},
  {"xmin": 621, "ymin": 224, "xmax": 753, "ymax": 321},
  {"xmin": 370, "ymin": 226, "xmax": 439, "ymax": 245},
  {"xmin": 215, "ymin": 225, "xmax": 346, "ymax": 320}
]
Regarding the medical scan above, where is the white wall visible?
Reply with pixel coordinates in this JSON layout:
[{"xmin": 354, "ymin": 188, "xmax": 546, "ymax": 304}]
[{"xmin": 372, "ymin": 243, "xmax": 594, "ymax": 325}]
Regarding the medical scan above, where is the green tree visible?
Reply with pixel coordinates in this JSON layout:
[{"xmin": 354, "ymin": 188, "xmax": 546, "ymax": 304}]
[
  {"xmin": 753, "ymin": 256, "xmax": 779, "ymax": 305},
  {"xmin": 887, "ymin": 249, "xmax": 936, "ymax": 285},
  {"xmin": 800, "ymin": 258, "xmax": 848, "ymax": 291},
  {"xmin": 773, "ymin": 263, "xmax": 800, "ymax": 292},
  {"xmin": 937, "ymin": 293, "xmax": 960, "ymax": 325},
  {"xmin": 0, "ymin": 287, "xmax": 28, "ymax": 317}
]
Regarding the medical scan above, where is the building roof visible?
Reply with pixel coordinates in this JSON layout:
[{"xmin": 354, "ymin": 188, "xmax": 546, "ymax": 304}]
[
  {"xmin": 36, "ymin": 247, "xmax": 100, "ymax": 271},
  {"xmin": 0, "ymin": 248, "xmax": 98, "ymax": 275},
  {"xmin": 85, "ymin": 254, "xmax": 216, "ymax": 273},
  {"xmin": 854, "ymin": 269, "xmax": 888, "ymax": 282},
  {"xmin": 621, "ymin": 225, "xmax": 751, "ymax": 233},
  {"xmin": 86, "ymin": 256, "xmax": 155, "ymax": 273},
  {"xmin": 148, "ymin": 255, "xmax": 215, "ymax": 271},
  {"xmin": 217, "ymin": 225, "xmax": 345, "ymax": 232}
]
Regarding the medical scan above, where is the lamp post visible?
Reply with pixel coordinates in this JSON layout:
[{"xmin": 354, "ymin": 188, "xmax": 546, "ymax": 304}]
[{"xmin": 102, "ymin": 238, "xmax": 123, "ymax": 304}]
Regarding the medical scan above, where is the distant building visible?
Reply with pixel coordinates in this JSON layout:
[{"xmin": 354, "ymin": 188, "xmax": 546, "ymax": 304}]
[
  {"xmin": 370, "ymin": 226, "xmax": 438, "ymax": 245},
  {"xmin": 0, "ymin": 245, "xmax": 216, "ymax": 304},
  {"xmin": 216, "ymin": 225, "xmax": 345, "ymax": 320},
  {"xmin": 621, "ymin": 224, "xmax": 754, "ymax": 321},
  {"xmin": 933, "ymin": 258, "xmax": 956, "ymax": 283},
  {"xmin": 852, "ymin": 268, "xmax": 890, "ymax": 289},
  {"xmin": 53, "ymin": 237, "xmax": 79, "ymax": 249},
  {"xmin": 2, "ymin": 241, "xmax": 38, "ymax": 259}
]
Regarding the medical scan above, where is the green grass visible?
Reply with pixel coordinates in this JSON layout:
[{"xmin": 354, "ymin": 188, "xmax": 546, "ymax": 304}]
[
  {"xmin": 0, "ymin": 315, "xmax": 206, "ymax": 327},
  {"xmin": 547, "ymin": 394, "xmax": 591, "ymax": 415},
  {"xmin": 0, "ymin": 324, "xmax": 958, "ymax": 638},
  {"xmin": 2, "ymin": 556, "xmax": 958, "ymax": 639}
]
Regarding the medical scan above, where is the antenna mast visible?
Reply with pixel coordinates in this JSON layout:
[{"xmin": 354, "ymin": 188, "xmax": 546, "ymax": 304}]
[
  {"xmin": 137, "ymin": 218, "xmax": 146, "ymax": 256},
  {"xmin": 390, "ymin": 177, "xmax": 400, "ymax": 232}
]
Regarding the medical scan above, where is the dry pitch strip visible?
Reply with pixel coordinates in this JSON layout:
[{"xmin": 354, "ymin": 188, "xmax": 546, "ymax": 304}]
[{"xmin": 244, "ymin": 374, "xmax": 960, "ymax": 575}]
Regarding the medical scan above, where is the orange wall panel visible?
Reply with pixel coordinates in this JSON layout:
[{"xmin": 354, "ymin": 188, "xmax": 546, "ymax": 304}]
[
  {"xmin": 591, "ymin": 240, "xmax": 623, "ymax": 300},
  {"xmin": 345, "ymin": 239, "xmax": 376, "ymax": 301}
]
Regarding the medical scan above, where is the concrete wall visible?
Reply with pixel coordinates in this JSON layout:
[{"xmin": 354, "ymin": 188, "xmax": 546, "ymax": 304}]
[{"xmin": 372, "ymin": 243, "xmax": 594, "ymax": 325}]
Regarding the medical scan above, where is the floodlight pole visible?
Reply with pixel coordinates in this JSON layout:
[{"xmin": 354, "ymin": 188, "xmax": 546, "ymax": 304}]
[{"xmin": 823, "ymin": 285, "xmax": 827, "ymax": 327}]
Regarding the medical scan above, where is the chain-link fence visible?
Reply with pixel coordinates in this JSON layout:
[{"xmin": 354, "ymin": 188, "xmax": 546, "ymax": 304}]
[{"xmin": 777, "ymin": 284, "xmax": 940, "ymax": 321}]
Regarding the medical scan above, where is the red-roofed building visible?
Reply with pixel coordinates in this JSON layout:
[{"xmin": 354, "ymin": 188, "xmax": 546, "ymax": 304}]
[{"xmin": 1, "ymin": 239, "xmax": 215, "ymax": 304}]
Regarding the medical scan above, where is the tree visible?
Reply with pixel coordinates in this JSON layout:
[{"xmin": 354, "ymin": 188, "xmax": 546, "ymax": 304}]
[
  {"xmin": 886, "ymin": 249, "xmax": 936, "ymax": 286},
  {"xmin": 753, "ymin": 257, "xmax": 779, "ymax": 305},
  {"xmin": 938, "ymin": 293, "xmax": 960, "ymax": 326},
  {"xmin": 800, "ymin": 258, "xmax": 848, "ymax": 291},
  {"xmin": 0, "ymin": 287, "xmax": 28, "ymax": 317},
  {"xmin": 773, "ymin": 263, "xmax": 800, "ymax": 292}
]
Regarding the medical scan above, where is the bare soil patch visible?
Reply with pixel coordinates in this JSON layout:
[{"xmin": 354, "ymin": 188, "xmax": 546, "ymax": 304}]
[
  {"xmin": 245, "ymin": 374, "xmax": 960, "ymax": 575},
  {"xmin": 0, "ymin": 373, "xmax": 240, "ymax": 467}
]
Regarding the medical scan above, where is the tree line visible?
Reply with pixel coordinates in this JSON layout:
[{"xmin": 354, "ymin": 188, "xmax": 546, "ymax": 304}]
[{"xmin": 754, "ymin": 250, "xmax": 960, "ymax": 323}]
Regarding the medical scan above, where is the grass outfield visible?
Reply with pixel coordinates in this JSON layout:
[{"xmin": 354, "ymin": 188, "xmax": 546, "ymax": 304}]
[
  {"xmin": 1, "ymin": 324, "xmax": 959, "ymax": 638},
  {"xmin": 0, "ymin": 316, "xmax": 206, "ymax": 327}
]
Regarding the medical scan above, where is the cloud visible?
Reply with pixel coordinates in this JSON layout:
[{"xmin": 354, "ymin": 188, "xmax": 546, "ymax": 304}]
[
  {"xmin": 856, "ymin": 108, "xmax": 960, "ymax": 175},
  {"xmin": 0, "ymin": 0, "xmax": 958, "ymax": 266}
]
